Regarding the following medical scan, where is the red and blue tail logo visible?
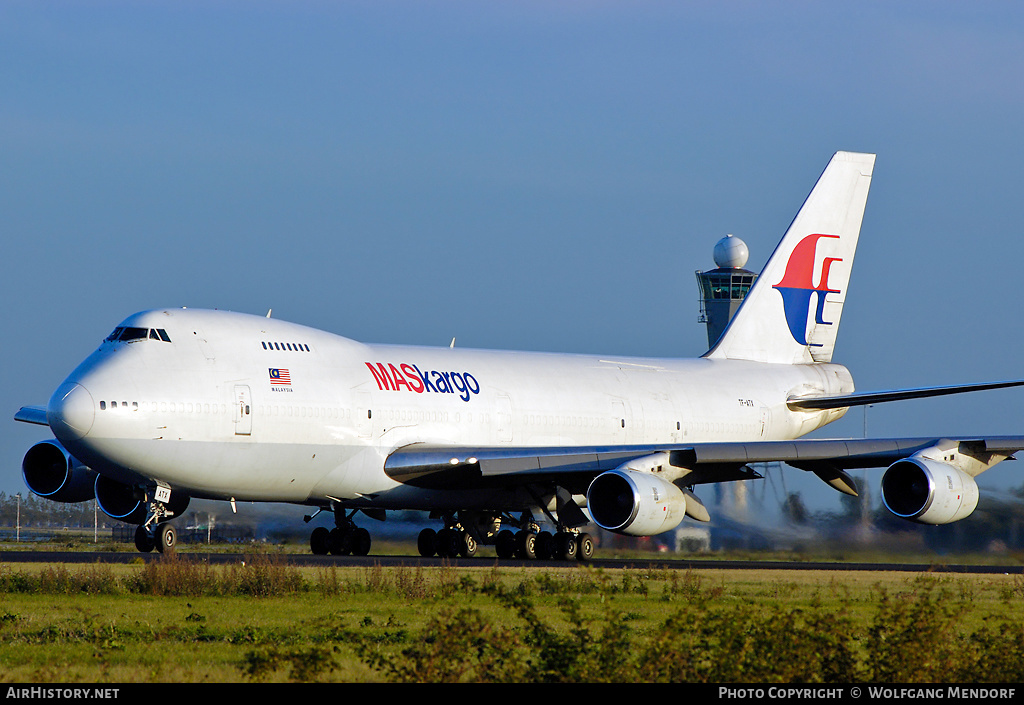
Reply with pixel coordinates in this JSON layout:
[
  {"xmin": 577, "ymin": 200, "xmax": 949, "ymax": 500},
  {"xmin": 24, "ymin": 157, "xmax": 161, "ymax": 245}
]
[{"xmin": 772, "ymin": 233, "xmax": 842, "ymax": 347}]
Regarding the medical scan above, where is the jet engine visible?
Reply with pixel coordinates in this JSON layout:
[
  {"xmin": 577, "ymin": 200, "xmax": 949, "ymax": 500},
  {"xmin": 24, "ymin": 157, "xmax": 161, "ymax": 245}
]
[
  {"xmin": 587, "ymin": 468, "xmax": 687, "ymax": 536},
  {"xmin": 22, "ymin": 440, "xmax": 96, "ymax": 503},
  {"xmin": 881, "ymin": 457, "xmax": 979, "ymax": 525},
  {"xmin": 95, "ymin": 476, "xmax": 190, "ymax": 525}
]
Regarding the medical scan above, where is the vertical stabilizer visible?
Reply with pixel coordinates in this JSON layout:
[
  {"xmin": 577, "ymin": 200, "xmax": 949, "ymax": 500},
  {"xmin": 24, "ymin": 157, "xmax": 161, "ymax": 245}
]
[{"xmin": 705, "ymin": 151, "xmax": 875, "ymax": 364}]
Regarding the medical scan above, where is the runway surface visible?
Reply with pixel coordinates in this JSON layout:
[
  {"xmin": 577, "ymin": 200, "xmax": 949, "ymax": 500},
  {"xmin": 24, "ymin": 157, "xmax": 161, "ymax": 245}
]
[{"xmin": 2, "ymin": 550, "xmax": 1022, "ymax": 573}]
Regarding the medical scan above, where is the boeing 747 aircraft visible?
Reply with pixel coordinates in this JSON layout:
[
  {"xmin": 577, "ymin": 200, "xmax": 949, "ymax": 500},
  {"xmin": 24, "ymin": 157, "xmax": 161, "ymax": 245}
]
[{"xmin": 16, "ymin": 151, "xmax": 1024, "ymax": 558}]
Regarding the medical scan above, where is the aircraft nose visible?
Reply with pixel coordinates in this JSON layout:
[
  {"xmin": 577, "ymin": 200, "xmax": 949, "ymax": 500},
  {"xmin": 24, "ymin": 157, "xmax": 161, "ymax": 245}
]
[{"xmin": 47, "ymin": 382, "xmax": 96, "ymax": 441}]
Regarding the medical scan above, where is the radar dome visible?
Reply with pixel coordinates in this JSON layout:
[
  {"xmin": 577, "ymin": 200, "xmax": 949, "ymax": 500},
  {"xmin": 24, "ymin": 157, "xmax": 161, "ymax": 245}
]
[{"xmin": 713, "ymin": 234, "xmax": 749, "ymax": 269}]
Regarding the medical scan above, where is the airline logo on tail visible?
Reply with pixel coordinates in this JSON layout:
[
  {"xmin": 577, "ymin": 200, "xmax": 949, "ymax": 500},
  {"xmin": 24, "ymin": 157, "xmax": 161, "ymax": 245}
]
[{"xmin": 772, "ymin": 233, "xmax": 842, "ymax": 347}]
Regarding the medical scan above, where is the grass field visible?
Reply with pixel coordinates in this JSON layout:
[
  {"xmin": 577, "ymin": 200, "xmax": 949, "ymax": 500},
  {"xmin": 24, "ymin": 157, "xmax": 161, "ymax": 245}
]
[{"xmin": 2, "ymin": 544, "xmax": 1024, "ymax": 683}]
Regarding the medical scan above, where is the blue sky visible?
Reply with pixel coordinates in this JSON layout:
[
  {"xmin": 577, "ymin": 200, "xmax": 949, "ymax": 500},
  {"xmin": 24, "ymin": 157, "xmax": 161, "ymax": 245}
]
[{"xmin": 3, "ymin": 2, "xmax": 1024, "ymax": 517}]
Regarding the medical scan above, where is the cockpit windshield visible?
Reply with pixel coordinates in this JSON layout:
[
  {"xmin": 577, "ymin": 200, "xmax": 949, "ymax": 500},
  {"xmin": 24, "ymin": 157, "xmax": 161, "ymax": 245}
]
[{"xmin": 105, "ymin": 327, "xmax": 172, "ymax": 343}]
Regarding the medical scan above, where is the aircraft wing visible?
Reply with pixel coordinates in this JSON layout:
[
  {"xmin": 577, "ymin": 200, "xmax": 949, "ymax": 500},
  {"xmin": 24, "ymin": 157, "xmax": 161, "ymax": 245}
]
[
  {"xmin": 14, "ymin": 406, "xmax": 49, "ymax": 426},
  {"xmin": 386, "ymin": 435, "xmax": 1024, "ymax": 495}
]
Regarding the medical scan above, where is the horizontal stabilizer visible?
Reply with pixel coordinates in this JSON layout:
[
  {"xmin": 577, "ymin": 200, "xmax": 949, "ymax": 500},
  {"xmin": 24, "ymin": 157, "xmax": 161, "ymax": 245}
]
[
  {"xmin": 14, "ymin": 406, "xmax": 49, "ymax": 426},
  {"xmin": 787, "ymin": 379, "xmax": 1024, "ymax": 411}
]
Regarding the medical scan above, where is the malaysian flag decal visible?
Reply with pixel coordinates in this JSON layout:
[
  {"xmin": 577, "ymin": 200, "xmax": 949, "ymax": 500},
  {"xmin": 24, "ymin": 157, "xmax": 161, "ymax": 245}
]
[{"xmin": 269, "ymin": 368, "xmax": 291, "ymax": 385}]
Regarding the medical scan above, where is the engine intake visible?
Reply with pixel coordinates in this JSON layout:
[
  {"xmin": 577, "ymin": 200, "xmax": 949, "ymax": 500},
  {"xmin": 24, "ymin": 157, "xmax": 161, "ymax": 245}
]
[
  {"xmin": 95, "ymin": 475, "xmax": 147, "ymax": 524},
  {"xmin": 22, "ymin": 440, "xmax": 96, "ymax": 503},
  {"xmin": 881, "ymin": 457, "xmax": 979, "ymax": 525},
  {"xmin": 587, "ymin": 469, "xmax": 687, "ymax": 536}
]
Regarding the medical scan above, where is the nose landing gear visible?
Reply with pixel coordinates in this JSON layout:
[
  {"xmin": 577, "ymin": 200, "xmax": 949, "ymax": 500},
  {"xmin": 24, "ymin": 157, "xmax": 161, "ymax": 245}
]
[{"xmin": 133, "ymin": 485, "xmax": 187, "ymax": 553}]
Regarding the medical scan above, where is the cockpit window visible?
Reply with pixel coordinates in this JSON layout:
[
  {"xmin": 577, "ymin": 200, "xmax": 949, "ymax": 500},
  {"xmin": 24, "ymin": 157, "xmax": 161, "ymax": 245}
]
[
  {"xmin": 119, "ymin": 327, "xmax": 149, "ymax": 341},
  {"xmin": 104, "ymin": 327, "xmax": 172, "ymax": 343}
]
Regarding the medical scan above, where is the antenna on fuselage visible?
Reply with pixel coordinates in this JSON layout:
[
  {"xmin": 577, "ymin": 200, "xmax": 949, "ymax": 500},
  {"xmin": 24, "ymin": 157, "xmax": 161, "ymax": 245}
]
[
  {"xmin": 450, "ymin": 337, "xmax": 456, "ymax": 348},
  {"xmin": 266, "ymin": 309, "xmax": 272, "ymax": 318}
]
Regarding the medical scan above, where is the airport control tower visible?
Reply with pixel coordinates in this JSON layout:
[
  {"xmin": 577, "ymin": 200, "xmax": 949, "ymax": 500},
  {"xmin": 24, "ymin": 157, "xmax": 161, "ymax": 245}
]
[{"xmin": 696, "ymin": 234, "xmax": 757, "ymax": 349}]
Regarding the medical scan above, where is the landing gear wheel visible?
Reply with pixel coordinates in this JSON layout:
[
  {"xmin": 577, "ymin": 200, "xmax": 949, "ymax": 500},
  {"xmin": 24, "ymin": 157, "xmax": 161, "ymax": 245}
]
[
  {"xmin": 310, "ymin": 526, "xmax": 330, "ymax": 555},
  {"xmin": 352, "ymin": 527, "xmax": 372, "ymax": 556},
  {"xmin": 435, "ymin": 528, "xmax": 460, "ymax": 558},
  {"xmin": 134, "ymin": 524, "xmax": 155, "ymax": 553},
  {"xmin": 576, "ymin": 533, "xmax": 595, "ymax": 562},
  {"xmin": 458, "ymin": 531, "xmax": 478, "ymax": 558},
  {"xmin": 329, "ymin": 527, "xmax": 352, "ymax": 555},
  {"xmin": 495, "ymin": 529, "xmax": 516, "ymax": 559},
  {"xmin": 516, "ymin": 531, "xmax": 538, "ymax": 559},
  {"xmin": 156, "ymin": 523, "xmax": 177, "ymax": 554},
  {"xmin": 535, "ymin": 531, "xmax": 554, "ymax": 560},
  {"xmin": 556, "ymin": 532, "xmax": 578, "ymax": 561},
  {"xmin": 418, "ymin": 528, "xmax": 437, "ymax": 557}
]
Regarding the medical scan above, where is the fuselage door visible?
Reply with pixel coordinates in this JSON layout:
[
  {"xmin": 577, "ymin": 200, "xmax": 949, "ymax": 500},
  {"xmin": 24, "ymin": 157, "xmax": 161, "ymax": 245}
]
[
  {"xmin": 355, "ymin": 390, "xmax": 372, "ymax": 438},
  {"xmin": 496, "ymin": 394, "xmax": 513, "ymax": 442},
  {"xmin": 234, "ymin": 385, "xmax": 252, "ymax": 436}
]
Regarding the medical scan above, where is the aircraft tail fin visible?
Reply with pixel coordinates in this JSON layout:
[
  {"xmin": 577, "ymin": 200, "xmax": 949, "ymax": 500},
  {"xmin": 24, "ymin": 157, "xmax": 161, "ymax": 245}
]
[{"xmin": 705, "ymin": 151, "xmax": 875, "ymax": 364}]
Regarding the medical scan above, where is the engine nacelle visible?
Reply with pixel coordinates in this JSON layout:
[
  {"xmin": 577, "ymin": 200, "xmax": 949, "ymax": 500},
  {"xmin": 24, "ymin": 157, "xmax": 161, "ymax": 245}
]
[
  {"xmin": 587, "ymin": 469, "xmax": 687, "ymax": 536},
  {"xmin": 22, "ymin": 440, "xmax": 97, "ymax": 503},
  {"xmin": 881, "ymin": 457, "xmax": 979, "ymax": 525},
  {"xmin": 95, "ymin": 476, "xmax": 190, "ymax": 525}
]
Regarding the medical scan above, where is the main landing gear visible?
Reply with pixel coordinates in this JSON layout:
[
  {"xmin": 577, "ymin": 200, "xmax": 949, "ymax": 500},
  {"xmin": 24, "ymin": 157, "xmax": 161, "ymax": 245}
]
[
  {"xmin": 416, "ymin": 511, "xmax": 595, "ymax": 562},
  {"xmin": 308, "ymin": 508, "xmax": 372, "ymax": 556}
]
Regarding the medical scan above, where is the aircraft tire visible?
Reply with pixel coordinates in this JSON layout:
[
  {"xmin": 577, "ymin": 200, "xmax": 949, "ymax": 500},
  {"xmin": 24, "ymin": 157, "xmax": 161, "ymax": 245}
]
[
  {"xmin": 555, "ymin": 532, "xmax": 577, "ymax": 561},
  {"xmin": 310, "ymin": 527, "xmax": 330, "ymax": 555},
  {"xmin": 516, "ymin": 531, "xmax": 537, "ymax": 559},
  {"xmin": 435, "ymin": 528, "xmax": 459, "ymax": 558},
  {"xmin": 352, "ymin": 528, "xmax": 371, "ymax": 556},
  {"xmin": 329, "ymin": 527, "xmax": 352, "ymax": 556},
  {"xmin": 417, "ymin": 528, "xmax": 437, "ymax": 557},
  {"xmin": 535, "ymin": 531, "xmax": 554, "ymax": 560},
  {"xmin": 134, "ymin": 524, "xmax": 155, "ymax": 553},
  {"xmin": 495, "ymin": 529, "xmax": 516, "ymax": 559},
  {"xmin": 458, "ymin": 531, "xmax": 478, "ymax": 558},
  {"xmin": 576, "ymin": 533, "xmax": 595, "ymax": 561},
  {"xmin": 156, "ymin": 523, "xmax": 177, "ymax": 554}
]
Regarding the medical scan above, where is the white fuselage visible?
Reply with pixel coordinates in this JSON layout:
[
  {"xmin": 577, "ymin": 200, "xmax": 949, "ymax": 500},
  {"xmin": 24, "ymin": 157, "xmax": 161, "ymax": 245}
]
[{"xmin": 48, "ymin": 308, "xmax": 853, "ymax": 510}]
